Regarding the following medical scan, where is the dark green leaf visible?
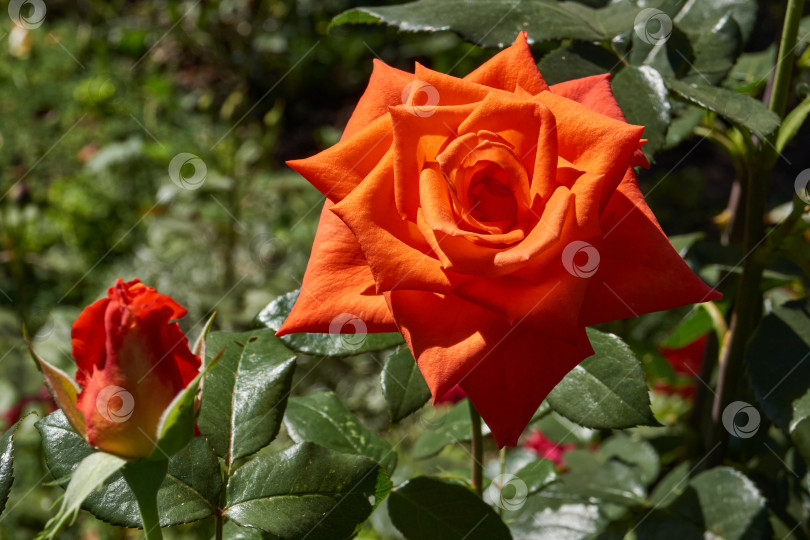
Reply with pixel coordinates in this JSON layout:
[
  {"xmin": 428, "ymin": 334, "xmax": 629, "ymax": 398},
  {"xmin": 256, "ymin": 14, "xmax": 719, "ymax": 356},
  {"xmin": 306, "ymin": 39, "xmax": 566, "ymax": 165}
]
[
  {"xmin": 36, "ymin": 411, "xmax": 220, "ymax": 527},
  {"xmin": 413, "ymin": 400, "xmax": 488, "ymax": 459},
  {"xmin": 674, "ymin": 0, "xmax": 756, "ymax": 43},
  {"xmin": 545, "ymin": 452, "xmax": 647, "ymax": 506},
  {"xmin": 331, "ymin": 0, "xmax": 647, "ymax": 49},
  {"xmin": 382, "ymin": 347, "xmax": 431, "ymax": 424},
  {"xmin": 225, "ymin": 442, "xmax": 391, "ymax": 539},
  {"xmin": 636, "ymin": 467, "xmax": 769, "ymax": 540},
  {"xmin": 284, "ymin": 391, "xmax": 397, "ymax": 475},
  {"xmin": 221, "ymin": 521, "xmax": 280, "ymax": 540},
  {"xmin": 0, "ymin": 420, "xmax": 22, "ymax": 518},
  {"xmin": 665, "ymin": 78, "xmax": 780, "ymax": 139},
  {"xmin": 612, "ymin": 65, "xmax": 670, "ymax": 158},
  {"xmin": 198, "ymin": 329, "xmax": 296, "ymax": 463},
  {"xmin": 388, "ymin": 476, "xmax": 511, "ymax": 540},
  {"xmin": 537, "ymin": 44, "xmax": 611, "ymax": 85},
  {"xmin": 598, "ymin": 434, "xmax": 659, "ymax": 485},
  {"xmin": 255, "ymin": 289, "xmax": 404, "ymax": 356},
  {"xmin": 746, "ymin": 300, "xmax": 810, "ymax": 433},
  {"xmin": 547, "ymin": 328, "xmax": 658, "ymax": 429}
]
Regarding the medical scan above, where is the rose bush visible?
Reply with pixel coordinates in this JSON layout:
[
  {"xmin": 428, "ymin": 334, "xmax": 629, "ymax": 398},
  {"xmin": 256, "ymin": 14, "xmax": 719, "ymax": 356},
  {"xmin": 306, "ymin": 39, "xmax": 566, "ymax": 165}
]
[
  {"xmin": 43, "ymin": 278, "xmax": 201, "ymax": 459},
  {"xmin": 277, "ymin": 32, "xmax": 720, "ymax": 446}
]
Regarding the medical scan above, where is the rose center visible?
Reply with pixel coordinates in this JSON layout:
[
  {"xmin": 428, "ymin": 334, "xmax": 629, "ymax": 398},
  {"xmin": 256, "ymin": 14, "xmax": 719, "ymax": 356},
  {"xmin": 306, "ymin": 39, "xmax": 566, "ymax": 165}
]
[{"xmin": 467, "ymin": 166, "xmax": 519, "ymax": 227}]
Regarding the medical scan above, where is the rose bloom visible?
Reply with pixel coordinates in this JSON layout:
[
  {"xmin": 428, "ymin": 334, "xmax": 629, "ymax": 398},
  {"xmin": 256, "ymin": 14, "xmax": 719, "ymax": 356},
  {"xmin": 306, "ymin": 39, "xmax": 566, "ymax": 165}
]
[
  {"xmin": 278, "ymin": 33, "xmax": 720, "ymax": 446},
  {"xmin": 67, "ymin": 279, "xmax": 200, "ymax": 459}
]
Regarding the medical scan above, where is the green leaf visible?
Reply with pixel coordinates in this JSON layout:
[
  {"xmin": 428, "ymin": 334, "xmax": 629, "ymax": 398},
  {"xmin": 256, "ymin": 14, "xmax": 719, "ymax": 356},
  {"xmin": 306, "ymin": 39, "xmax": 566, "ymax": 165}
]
[
  {"xmin": 388, "ymin": 477, "xmax": 511, "ymax": 540},
  {"xmin": 152, "ymin": 370, "xmax": 202, "ymax": 459},
  {"xmin": 668, "ymin": 232, "xmax": 705, "ymax": 258},
  {"xmin": 536, "ymin": 44, "xmax": 611, "ymax": 85},
  {"xmin": 36, "ymin": 411, "xmax": 220, "ymax": 528},
  {"xmin": 382, "ymin": 347, "xmax": 431, "ymax": 424},
  {"xmin": 40, "ymin": 452, "xmax": 128, "ymax": 538},
  {"xmin": 648, "ymin": 461, "xmax": 691, "ymax": 507},
  {"xmin": 514, "ymin": 459, "xmax": 557, "ymax": 496},
  {"xmin": 255, "ymin": 289, "xmax": 404, "ymax": 356},
  {"xmin": 612, "ymin": 65, "xmax": 670, "ymax": 159},
  {"xmin": 547, "ymin": 328, "xmax": 658, "ymax": 430},
  {"xmin": 636, "ymin": 467, "xmax": 769, "ymax": 539},
  {"xmin": 776, "ymin": 95, "xmax": 810, "ymax": 154},
  {"xmin": 598, "ymin": 434, "xmax": 659, "ymax": 485},
  {"xmin": 284, "ymin": 391, "xmax": 397, "ymax": 475},
  {"xmin": 413, "ymin": 399, "xmax": 490, "ymax": 459},
  {"xmin": 745, "ymin": 300, "xmax": 810, "ymax": 433},
  {"xmin": 225, "ymin": 442, "xmax": 391, "ymax": 539},
  {"xmin": 28, "ymin": 343, "xmax": 86, "ymax": 436},
  {"xmin": 661, "ymin": 308, "xmax": 712, "ymax": 349},
  {"xmin": 665, "ymin": 78, "xmax": 781, "ymax": 139},
  {"xmin": 506, "ymin": 497, "xmax": 620, "ymax": 540},
  {"xmin": 197, "ymin": 329, "xmax": 296, "ymax": 464},
  {"xmin": 545, "ymin": 450, "xmax": 647, "ymax": 506},
  {"xmin": 0, "ymin": 420, "xmax": 23, "ymax": 518},
  {"xmin": 331, "ymin": 0, "xmax": 646, "ymax": 49}
]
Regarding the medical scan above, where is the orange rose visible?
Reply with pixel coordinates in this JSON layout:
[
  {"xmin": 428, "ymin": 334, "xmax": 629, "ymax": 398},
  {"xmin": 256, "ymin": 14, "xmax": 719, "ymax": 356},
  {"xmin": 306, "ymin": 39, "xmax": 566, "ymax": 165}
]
[
  {"xmin": 67, "ymin": 279, "xmax": 201, "ymax": 459},
  {"xmin": 278, "ymin": 33, "xmax": 720, "ymax": 446}
]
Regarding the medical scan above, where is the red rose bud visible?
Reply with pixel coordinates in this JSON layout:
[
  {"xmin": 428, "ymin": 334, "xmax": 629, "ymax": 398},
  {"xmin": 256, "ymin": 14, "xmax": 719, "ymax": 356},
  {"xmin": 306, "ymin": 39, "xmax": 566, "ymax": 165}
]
[{"xmin": 64, "ymin": 279, "xmax": 201, "ymax": 459}]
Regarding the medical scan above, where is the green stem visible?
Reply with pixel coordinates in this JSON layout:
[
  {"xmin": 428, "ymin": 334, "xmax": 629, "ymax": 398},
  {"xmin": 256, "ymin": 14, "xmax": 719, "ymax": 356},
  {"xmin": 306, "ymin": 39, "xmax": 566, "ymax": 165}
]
[
  {"xmin": 468, "ymin": 399, "xmax": 483, "ymax": 497},
  {"xmin": 498, "ymin": 447, "xmax": 506, "ymax": 518},
  {"xmin": 706, "ymin": 0, "xmax": 806, "ymax": 469},
  {"xmin": 769, "ymin": 0, "xmax": 806, "ymax": 118},
  {"xmin": 122, "ymin": 459, "xmax": 169, "ymax": 540}
]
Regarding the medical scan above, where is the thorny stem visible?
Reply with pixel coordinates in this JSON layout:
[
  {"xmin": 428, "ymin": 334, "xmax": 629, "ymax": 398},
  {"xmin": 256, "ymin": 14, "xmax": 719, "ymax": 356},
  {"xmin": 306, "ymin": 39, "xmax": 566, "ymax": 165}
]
[{"xmin": 707, "ymin": 0, "xmax": 806, "ymax": 468}]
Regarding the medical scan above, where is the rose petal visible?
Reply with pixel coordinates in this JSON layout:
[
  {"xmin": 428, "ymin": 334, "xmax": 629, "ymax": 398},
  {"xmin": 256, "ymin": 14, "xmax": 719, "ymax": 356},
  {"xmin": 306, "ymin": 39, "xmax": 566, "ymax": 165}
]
[
  {"xmin": 287, "ymin": 114, "xmax": 393, "ymax": 203},
  {"xmin": 277, "ymin": 201, "xmax": 397, "ymax": 335},
  {"xmin": 344, "ymin": 59, "xmax": 414, "ymax": 139},
  {"xmin": 464, "ymin": 32, "xmax": 549, "ymax": 94},
  {"xmin": 332, "ymin": 151, "xmax": 457, "ymax": 294},
  {"xmin": 386, "ymin": 289, "xmax": 592, "ymax": 447},
  {"xmin": 579, "ymin": 169, "xmax": 721, "ymax": 326}
]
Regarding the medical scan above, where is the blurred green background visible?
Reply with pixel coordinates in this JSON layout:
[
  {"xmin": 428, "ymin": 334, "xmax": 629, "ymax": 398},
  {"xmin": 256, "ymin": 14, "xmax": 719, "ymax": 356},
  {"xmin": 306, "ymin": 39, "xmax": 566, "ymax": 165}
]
[{"xmin": 0, "ymin": 0, "xmax": 805, "ymax": 538}]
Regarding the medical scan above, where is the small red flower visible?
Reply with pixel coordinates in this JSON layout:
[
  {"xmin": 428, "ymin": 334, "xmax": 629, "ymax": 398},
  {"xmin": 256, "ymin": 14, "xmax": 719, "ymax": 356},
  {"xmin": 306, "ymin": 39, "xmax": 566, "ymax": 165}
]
[{"xmin": 524, "ymin": 430, "xmax": 575, "ymax": 467}]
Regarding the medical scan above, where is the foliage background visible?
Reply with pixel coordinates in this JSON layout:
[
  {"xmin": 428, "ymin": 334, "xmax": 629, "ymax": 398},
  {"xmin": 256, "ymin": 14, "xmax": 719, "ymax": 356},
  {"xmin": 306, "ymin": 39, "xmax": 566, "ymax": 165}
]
[{"xmin": 0, "ymin": 0, "xmax": 808, "ymax": 538}]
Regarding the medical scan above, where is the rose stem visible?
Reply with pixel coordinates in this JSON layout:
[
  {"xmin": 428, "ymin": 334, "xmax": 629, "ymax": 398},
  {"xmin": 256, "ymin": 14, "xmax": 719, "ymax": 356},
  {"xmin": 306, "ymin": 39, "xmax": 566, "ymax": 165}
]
[
  {"xmin": 498, "ymin": 447, "xmax": 507, "ymax": 517},
  {"xmin": 122, "ymin": 459, "xmax": 169, "ymax": 540},
  {"xmin": 468, "ymin": 399, "xmax": 484, "ymax": 497},
  {"xmin": 707, "ymin": 0, "xmax": 805, "ymax": 467}
]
